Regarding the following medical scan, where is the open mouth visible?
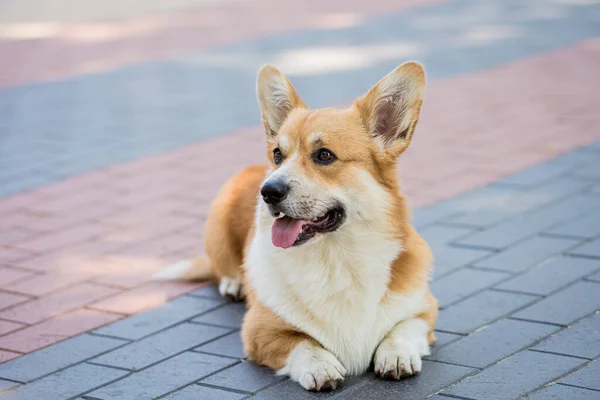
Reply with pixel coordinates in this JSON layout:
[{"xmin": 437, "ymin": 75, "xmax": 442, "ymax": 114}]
[{"xmin": 271, "ymin": 207, "xmax": 346, "ymax": 249}]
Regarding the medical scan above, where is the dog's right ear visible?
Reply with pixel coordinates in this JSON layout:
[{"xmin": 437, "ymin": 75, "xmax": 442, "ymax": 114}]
[{"xmin": 256, "ymin": 65, "xmax": 306, "ymax": 137}]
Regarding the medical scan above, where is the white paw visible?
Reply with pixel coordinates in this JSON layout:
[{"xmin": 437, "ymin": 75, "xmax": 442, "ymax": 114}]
[
  {"xmin": 280, "ymin": 341, "xmax": 346, "ymax": 391},
  {"xmin": 374, "ymin": 338, "xmax": 425, "ymax": 380},
  {"xmin": 218, "ymin": 276, "xmax": 244, "ymax": 300}
]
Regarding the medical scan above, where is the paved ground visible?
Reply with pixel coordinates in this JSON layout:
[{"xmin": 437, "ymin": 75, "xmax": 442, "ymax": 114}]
[
  {"xmin": 0, "ymin": 0, "xmax": 600, "ymax": 398},
  {"xmin": 1, "ymin": 144, "xmax": 599, "ymax": 399}
]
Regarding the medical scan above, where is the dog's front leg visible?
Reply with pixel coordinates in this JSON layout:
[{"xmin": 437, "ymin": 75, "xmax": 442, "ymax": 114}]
[
  {"xmin": 279, "ymin": 339, "xmax": 346, "ymax": 391},
  {"xmin": 243, "ymin": 304, "xmax": 345, "ymax": 391},
  {"xmin": 374, "ymin": 318, "xmax": 431, "ymax": 380}
]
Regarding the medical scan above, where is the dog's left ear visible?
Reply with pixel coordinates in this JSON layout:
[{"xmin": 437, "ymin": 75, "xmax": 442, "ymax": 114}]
[{"xmin": 355, "ymin": 62, "xmax": 425, "ymax": 156}]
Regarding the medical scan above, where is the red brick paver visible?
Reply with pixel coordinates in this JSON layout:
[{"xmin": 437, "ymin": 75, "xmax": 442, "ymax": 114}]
[
  {"xmin": 1, "ymin": 37, "xmax": 600, "ymax": 360},
  {"xmin": 0, "ymin": 309, "xmax": 123, "ymax": 353}
]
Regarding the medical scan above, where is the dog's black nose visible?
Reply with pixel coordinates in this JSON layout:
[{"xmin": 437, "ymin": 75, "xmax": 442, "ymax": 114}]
[{"xmin": 261, "ymin": 180, "xmax": 289, "ymax": 205}]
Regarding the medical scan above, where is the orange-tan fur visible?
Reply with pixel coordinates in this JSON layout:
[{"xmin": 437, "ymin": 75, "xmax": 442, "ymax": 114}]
[{"xmin": 156, "ymin": 62, "xmax": 438, "ymax": 391}]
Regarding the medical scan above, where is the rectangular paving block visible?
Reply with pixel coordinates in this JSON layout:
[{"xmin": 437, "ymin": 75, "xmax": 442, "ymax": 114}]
[
  {"xmin": 474, "ymin": 236, "xmax": 582, "ymax": 273},
  {"xmin": 411, "ymin": 204, "xmax": 460, "ymax": 230},
  {"xmin": 496, "ymin": 256, "xmax": 600, "ymax": 295},
  {"xmin": 432, "ymin": 331, "xmax": 463, "ymax": 348},
  {"xmin": 561, "ymin": 360, "xmax": 600, "ymax": 391},
  {"xmin": 191, "ymin": 302, "xmax": 246, "ymax": 329},
  {"xmin": 253, "ymin": 374, "xmax": 372, "ymax": 400},
  {"xmin": 498, "ymin": 162, "xmax": 576, "ymax": 186},
  {"xmin": 431, "ymin": 267, "xmax": 509, "ymax": 308},
  {"xmin": 0, "ymin": 334, "xmax": 127, "ymax": 383},
  {"xmin": 513, "ymin": 281, "xmax": 600, "ymax": 326},
  {"xmin": 436, "ymin": 290, "xmax": 539, "ymax": 334},
  {"xmin": 94, "ymin": 295, "xmax": 225, "ymax": 340},
  {"xmin": 442, "ymin": 179, "xmax": 573, "ymax": 228},
  {"xmin": 91, "ymin": 323, "xmax": 230, "ymax": 371},
  {"xmin": 0, "ymin": 283, "xmax": 117, "ymax": 324},
  {"xmin": 163, "ymin": 384, "xmax": 245, "ymax": 400},
  {"xmin": 442, "ymin": 350, "xmax": 585, "ymax": 399},
  {"xmin": 86, "ymin": 352, "xmax": 237, "ymax": 400},
  {"xmin": 431, "ymin": 245, "xmax": 493, "ymax": 279},
  {"xmin": 0, "ymin": 362, "xmax": 129, "ymax": 400},
  {"xmin": 546, "ymin": 211, "xmax": 600, "ymax": 239},
  {"xmin": 570, "ymin": 238, "xmax": 600, "ymax": 259},
  {"xmin": 194, "ymin": 330, "xmax": 246, "ymax": 359},
  {"xmin": 429, "ymin": 319, "xmax": 558, "ymax": 368},
  {"xmin": 200, "ymin": 360, "xmax": 286, "ymax": 393},
  {"xmin": 456, "ymin": 194, "xmax": 598, "ymax": 249},
  {"xmin": 188, "ymin": 286, "xmax": 222, "ymax": 299},
  {"xmin": 527, "ymin": 383, "xmax": 600, "ymax": 399},
  {"xmin": 418, "ymin": 224, "xmax": 475, "ymax": 246},
  {"xmin": 335, "ymin": 361, "xmax": 475, "ymax": 400},
  {"xmin": 444, "ymin": 178, "xmax": 588, "ymax": 228},
  {"xmin": 534, "ymin": 312, "xmax": 600, "ymax": 359},
  {"xmin": 586, "ymin": 270, "xmax": 600, "ymax": 283}
]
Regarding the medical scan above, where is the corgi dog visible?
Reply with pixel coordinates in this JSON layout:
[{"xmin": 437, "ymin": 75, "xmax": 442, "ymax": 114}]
[{"xmin": 156, "ymin": 62, "xmax": 438, "ymax": 391}]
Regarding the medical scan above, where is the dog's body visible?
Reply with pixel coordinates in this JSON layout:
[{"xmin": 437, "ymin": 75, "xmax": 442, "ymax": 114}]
[{"xmin": 157, "ymin": 62, "xmax": 438, "ymax": 391}]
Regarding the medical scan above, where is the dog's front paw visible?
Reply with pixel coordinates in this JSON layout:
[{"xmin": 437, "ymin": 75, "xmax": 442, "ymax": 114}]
[
  {"xmin": 282, "ymin": 341, "xmax": 346, "ymax": 391},
  {"xmin": 374, "ymin": 339, "xmax": 423, "ymax": 380},
  {"xmin": 218, "ymin": 276, "xmax": 245, "ymax": 301}
]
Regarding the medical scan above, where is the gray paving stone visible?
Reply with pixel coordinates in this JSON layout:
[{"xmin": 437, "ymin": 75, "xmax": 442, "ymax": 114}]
[
  {"xmin": 436, "ymin": 290, "xmax": 539, "ymax": 334},
  {"xmin": 162, "ymin": 384, "xmax": 245, "ymax": 400},
  {"xmin": 431, "ymin": 245, "xmax": 493, "ymax": 279},
  {"xmin": 194, "ymin": 330, "xmax": 246, "ymax": 359},
  {"xmin": 0, "ymin": 380, "xmax": 19, "ymax": 392},
  {"xmin": 513, "ymin": 281, "xmax": 600, "ymax": 326},
  {"xmin": 0, "ymin": 363, "xmax": 128, "ymax": 400},
  {"xmin": 527, "ymin": 383, "xmax": 600, "ymax": 400},
  {"xmin": 429, "ymin": 319, "xmax": 558, "ymax": 368},
  {"xmin": 253, "ymin": 375, "xmax": 371, "ymax": 400},
  {"xmin": 570, "ymin": 159, "xmax": 600, "ymax": 180},
  {"xmin": 456, "ymin": 194, "xmax": 598, "ymax": 250},
  {"xmin": 431, "ymin": 268, "xmax": 509, "ymax": 308},
  {"xmin": 474, "ymin": 236, "xmax": 582, "ymax": 273},
  {"xmin": 412, "ymin": 205, "xmax": 460, "ymax": 230},
  {"xmin": 87, "ymin": 352, "xmax": 237, "ymax": 400},
  {"xmin": 570, "ymin": 238, "xmax": 600, "ymax": 259},
  {"xmin": 201, "ymin": 361, "xmax": 285, "ymax": 393},
  {"xmin": 444, "ymin": 176, "xmax": 588, "ymax": 229},
  {"xmin": 188, "ymin": 286, "xmax": 222, "ymax": 299},
  {"xmin": 418, "ymin": 225, "xmax": 475, "ymax": 246},
  {"xmin": 432, "ymin": 331, "xmax": 463, "ymax": 348},
  {"xmin": 534, "ymin": 313, "xmax": 600, "ymax": 359},
  {"xmin": 547, "ymin": 212, "xmax": 600, "ymax": 239},
  {"xmin": 334, "ymin": 361, "xmax": 475, "ymax": 399},
  {"xmin": 442, "ymin": 350, "xmax": 585, "ymax": 400},
  {"xmin": 94, "ymin": 295, "xmax": 224, "ymax": 340},
  {"xmin": 442, "ymin": 177, "xmax": 582, "ymax": 228},
  {"xmin": 586, "ymin": 270, "xmax": 600, "ymax": 283},
  {"xmin": 496, "ymin": 256, "xmax": 600, "ymax": 295},
  {"xmin": 0, "ymin": 334, "xmax": 127, "ymax": 383},
  {"xmin": 92, "ymin": 323, "xmax": 230, "ymax": 371},
  {"xmin": 192, "ymin": 302, "xmax": 246, "ymax": 329},
  {"xmin": 499, "ymin": 162, "xmax": 575, "ymax": 186},
  {"xmin": 561, "ymin": 360, "xmax": 600, "ymax": 391}
]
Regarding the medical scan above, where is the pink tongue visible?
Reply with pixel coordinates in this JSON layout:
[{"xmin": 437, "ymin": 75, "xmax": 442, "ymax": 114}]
[{"xmin": 272, "ymin": 217, "xmax": 309, "ymax": 249}]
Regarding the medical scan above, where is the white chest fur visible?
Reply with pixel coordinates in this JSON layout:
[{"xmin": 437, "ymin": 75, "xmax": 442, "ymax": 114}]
[{"xmin": 246, "ymin": 225, "xmax": 428, "ymax": 375}]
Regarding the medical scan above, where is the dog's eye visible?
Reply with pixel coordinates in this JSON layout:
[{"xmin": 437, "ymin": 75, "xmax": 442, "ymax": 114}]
[
  {"xmin": 315, "ymin": 148, "xmax": 336, "ymax": 165},
  {"xmin": 273, "ymin": 148, "xmax": 283, "ymax": 165}
]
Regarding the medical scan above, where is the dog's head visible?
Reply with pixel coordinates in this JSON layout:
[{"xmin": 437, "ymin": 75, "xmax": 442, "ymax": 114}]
[{"xmin": 256, "ymin": 63, "xmax": 425, "ymax": 249}]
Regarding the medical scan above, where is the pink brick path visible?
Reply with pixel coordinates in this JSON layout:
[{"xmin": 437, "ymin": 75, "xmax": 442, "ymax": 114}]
[{"xmin": 1, "ymin": 15, "xmax": 600, "ymax": 363}]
